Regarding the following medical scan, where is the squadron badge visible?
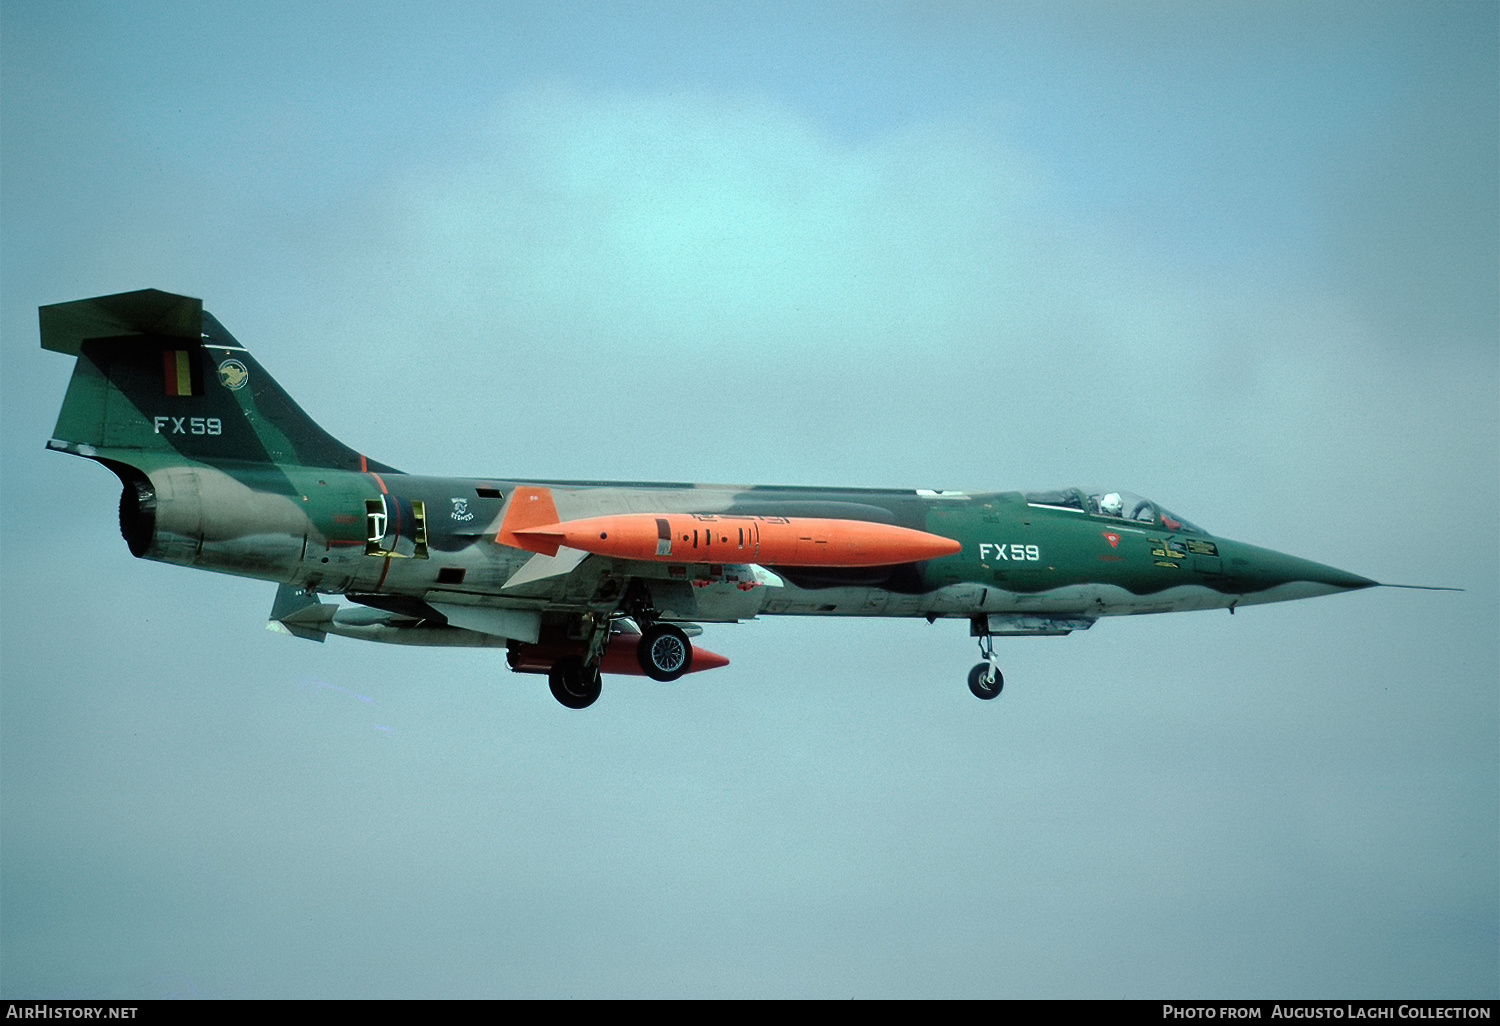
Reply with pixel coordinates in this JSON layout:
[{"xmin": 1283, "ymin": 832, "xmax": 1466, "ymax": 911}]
[{"xmin": 217, "ymin": 359, "xmax": 250, "ymax": 390}]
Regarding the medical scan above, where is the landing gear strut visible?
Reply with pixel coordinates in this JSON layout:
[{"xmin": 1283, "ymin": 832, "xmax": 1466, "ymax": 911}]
[{"xmin": 968, "ymin": 634, "xmax": 1003, "ymax": 700}]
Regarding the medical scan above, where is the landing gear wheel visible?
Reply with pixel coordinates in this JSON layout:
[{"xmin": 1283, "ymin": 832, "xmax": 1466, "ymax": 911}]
[
  {"xmin": 549, "ymin": 657, "xmax": 602, "ymax": 709},
  {"xmin": 637, "ymin": 623, "xmax": 693, "ymax": 682},
  {"xmin": 968, "ymin": 662, "xmax": 1004, "ymax": 700}
]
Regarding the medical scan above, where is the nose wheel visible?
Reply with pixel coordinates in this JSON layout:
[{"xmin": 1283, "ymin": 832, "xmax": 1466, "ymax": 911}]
[
  {"xmin": 968, "ymin": 662, "xmax": 1004, "ymax": 700},
  {"xmin": 968, "ymin": 635, "xmax": 1004, "ymax": 700}
]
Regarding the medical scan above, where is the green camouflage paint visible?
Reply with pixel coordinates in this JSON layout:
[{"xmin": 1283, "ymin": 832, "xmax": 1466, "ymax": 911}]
[{"xmin": 42, "ymin": 290, "xmax": 1384, "ymax": 706}]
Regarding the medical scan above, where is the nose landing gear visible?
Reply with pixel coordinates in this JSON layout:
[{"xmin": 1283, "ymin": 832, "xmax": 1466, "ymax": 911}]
[{"xmin": 968, "ymin": 634, "xmax": 1004, "ymax": 700}]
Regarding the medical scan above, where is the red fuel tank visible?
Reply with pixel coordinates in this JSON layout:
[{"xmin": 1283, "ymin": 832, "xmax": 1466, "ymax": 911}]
[{"xmin": 507, "ymin": 632, "xmax": 730, "ymax": 677}]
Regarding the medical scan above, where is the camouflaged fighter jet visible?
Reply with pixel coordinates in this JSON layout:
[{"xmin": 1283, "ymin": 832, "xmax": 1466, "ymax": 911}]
[{"xmin": 42, "ymin": 289, "xmax": 1410, "ymax": 709}]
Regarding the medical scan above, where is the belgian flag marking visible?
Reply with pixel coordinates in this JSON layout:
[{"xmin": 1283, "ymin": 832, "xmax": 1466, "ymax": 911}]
[{"xmin": 162, "ymin": 349, "xmax": 199, "ymax": 396}]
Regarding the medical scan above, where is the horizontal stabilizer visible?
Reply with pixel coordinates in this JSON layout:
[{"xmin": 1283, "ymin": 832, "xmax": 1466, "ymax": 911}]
[
  {"xmin": 41, "ymin": 288, "xmax": 399, "ymax": 473},
  {"xmin": 41, "ymin": 289, "xmax": 203, "ymax": 355}
]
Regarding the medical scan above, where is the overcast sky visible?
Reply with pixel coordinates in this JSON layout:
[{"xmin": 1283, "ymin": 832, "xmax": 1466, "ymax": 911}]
[{"xmin": 2, "ymin": 1, "xmax": 1495, "ymax": 999}]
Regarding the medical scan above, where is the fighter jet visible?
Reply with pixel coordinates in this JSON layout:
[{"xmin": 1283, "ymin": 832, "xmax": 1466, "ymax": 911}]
[{"xmin": 41, "ymin": 289, "xmax": 1428, "ymax": 709}]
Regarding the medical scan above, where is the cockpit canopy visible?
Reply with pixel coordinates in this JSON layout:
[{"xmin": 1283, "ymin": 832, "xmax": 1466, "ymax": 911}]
[{"xmin": 1023, "ymin": 488, "xmax": 1205, "ymax": 534}]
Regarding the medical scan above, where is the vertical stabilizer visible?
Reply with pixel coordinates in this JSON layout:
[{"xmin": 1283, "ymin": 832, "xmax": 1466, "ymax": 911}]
[{"xmin": 42, "ymin": 289, "xmax": 398, "ymax": 472}]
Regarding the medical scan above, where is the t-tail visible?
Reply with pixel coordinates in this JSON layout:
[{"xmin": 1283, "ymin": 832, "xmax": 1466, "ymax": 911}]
[
  {"xmin": 43, "ymin": 288, "xmax": 395, "ymax": 474},
  {"xmin": 42, "ymin": 288, "xmax": 398, "ymax": 568}
]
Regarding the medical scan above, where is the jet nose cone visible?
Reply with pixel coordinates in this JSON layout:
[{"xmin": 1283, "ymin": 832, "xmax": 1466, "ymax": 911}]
[
  {"xmin": 1224, "ymin": 541, "xmax": 1378, "ymax": 600},
  {"xmin": 1308, "ymin": 563, "xmax": 1380, "ymax": 591}
]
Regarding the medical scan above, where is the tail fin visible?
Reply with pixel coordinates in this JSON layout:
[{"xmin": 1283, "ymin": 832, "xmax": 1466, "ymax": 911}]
[
  {"xmin": 495, "ymin": 485, "xmax": 563, "ymax": 553},
  {"xmin": 42, "ymin": 289, "xmax": 397, "ymax": 472}
]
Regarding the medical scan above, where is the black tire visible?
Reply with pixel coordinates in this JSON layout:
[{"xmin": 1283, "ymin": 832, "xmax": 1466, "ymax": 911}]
[
  {"xmin": 637, "ymin": 623, "xmax": 693, "ymax": 682},
  {"xmin": 549, "ymin": 657, "xmax": 602, "ymax": 709},
  {"xmin": 968, "ymin": 662, "xmax": 1003, "ymax": 700}
]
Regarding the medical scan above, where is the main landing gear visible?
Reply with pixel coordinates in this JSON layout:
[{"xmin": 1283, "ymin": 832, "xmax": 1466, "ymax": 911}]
[
  {"xmin": 536, "ymin": 583, "xmax": 697, "ymax": 708},
  {"xmin": 968, "ymin": 634, "xmax": 1004, "ymax": 701},
  {"xmin": 545, "ymin": 622, "xmax": 693, "ymax": 708},
  {"xmin": 549, "ymin": 656, "xmax": 602, "ymax": 710},
  {"xmin": 637, "ymin": 622, "xmax": 693, "ymax": 681},
  {"xmin": 626, "ymin": 580, "xmax": 694, "ymax": 682}
]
